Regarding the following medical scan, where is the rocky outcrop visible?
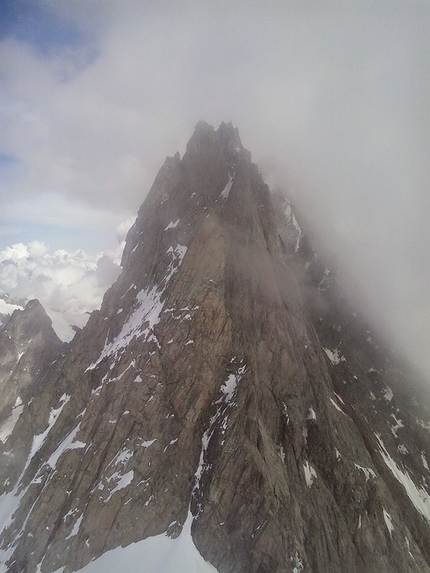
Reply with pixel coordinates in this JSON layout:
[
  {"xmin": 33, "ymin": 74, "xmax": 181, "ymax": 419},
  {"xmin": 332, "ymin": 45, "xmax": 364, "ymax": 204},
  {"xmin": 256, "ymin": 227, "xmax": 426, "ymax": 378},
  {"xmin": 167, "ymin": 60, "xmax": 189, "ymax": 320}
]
[
  {"xmin": 0, "ymin": 299, "xmax": 63, "ymax": 436},
  {"xmin": 1, "ymin": 122, "xmax": 430, "ymax": 573}
]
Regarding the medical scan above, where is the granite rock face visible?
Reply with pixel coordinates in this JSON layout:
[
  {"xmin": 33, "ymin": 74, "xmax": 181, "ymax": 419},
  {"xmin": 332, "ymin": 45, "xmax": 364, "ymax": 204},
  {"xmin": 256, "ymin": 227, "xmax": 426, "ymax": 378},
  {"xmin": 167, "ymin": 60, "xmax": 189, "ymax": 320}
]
[
  {"xmin": 1, "ymin": 122, "xmax": 430, "ymax": 573},
  {"xmin": 0, "ymin": 299, "xmax": 63, "ymax": 438}
]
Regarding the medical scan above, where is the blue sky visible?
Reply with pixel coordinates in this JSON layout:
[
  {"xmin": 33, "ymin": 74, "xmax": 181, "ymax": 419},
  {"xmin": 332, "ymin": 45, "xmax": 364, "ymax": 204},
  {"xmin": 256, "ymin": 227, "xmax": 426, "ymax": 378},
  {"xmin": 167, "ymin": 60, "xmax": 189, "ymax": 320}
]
[
  {"xmin": 1, "ymin": 0, "xmax": 430, "ymax": 376},
  {"xmin": 1, "ymin": 0, "xmax": 86, "ymax": 53}
]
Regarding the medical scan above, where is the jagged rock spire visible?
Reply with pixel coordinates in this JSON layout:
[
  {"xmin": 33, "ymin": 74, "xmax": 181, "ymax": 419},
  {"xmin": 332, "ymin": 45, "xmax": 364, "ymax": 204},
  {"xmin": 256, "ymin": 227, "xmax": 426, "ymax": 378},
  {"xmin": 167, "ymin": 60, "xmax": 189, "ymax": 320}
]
[{"xmin": 0, "ymin": 123, "xmax": 430, "ymax": 573}]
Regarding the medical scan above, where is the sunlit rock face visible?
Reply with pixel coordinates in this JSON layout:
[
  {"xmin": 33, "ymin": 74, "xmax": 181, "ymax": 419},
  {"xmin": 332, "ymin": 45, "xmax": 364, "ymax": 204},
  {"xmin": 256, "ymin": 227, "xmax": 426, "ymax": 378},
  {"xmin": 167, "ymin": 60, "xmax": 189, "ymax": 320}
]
[{"xmin": 1, "ymin": 122, "xmax": 430, "ymax": 573}]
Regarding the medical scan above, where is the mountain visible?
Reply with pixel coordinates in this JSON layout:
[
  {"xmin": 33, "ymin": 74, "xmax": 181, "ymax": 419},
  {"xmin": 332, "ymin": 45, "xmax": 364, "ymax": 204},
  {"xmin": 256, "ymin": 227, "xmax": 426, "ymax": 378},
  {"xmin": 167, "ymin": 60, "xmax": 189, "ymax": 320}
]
[
  {"xmin": 1, "ymin": 121, "xmax": 430, "ymax": 573},
  {"xmin": 0, "ymin": 300, "xmax": 63, "ymax": 444},
  {"xmin": 0, "ymin": 298, "xmax": 24, "ymax": 330},
  {"xmin": 0, "ymin": 294, "xmax": 90, "ymax": 344}
]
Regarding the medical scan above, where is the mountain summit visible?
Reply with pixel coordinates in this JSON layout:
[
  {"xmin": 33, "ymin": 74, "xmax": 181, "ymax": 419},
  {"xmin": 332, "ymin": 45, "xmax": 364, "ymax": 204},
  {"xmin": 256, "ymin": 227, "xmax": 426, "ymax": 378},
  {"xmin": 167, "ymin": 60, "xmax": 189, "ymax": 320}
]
[{"xmin": 1, "ymin": 122, "xmax": 430, "ymax": 573}]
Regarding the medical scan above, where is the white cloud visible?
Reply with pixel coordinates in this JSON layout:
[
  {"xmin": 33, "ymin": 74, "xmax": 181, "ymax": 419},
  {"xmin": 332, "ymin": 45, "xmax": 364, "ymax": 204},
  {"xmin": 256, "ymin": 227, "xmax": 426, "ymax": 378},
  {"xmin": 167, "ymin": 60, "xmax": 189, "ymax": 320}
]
[
  {"xmin": 116, "ymin": 216, "xmax": 136, "ymax": 244},
  {"xmin": 0, "ymin": 240, "xmax": 121, "ymax": 322}
]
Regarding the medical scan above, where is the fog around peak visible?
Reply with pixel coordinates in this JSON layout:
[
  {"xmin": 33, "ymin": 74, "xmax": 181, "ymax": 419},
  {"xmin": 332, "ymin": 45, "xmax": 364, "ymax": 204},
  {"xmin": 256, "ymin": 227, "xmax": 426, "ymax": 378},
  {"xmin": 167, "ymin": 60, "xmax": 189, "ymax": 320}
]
[{"xmin": 2, "ymin": 1, "xmax": 430, "ymax": 376}]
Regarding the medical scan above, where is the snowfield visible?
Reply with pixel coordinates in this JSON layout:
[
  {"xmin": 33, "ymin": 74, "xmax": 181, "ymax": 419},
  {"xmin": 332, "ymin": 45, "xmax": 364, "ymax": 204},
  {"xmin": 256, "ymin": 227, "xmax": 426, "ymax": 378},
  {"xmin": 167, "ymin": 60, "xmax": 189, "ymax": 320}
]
[{"xmin": 57, "ymin": 512, "xmax": 218, "ymax": 573}]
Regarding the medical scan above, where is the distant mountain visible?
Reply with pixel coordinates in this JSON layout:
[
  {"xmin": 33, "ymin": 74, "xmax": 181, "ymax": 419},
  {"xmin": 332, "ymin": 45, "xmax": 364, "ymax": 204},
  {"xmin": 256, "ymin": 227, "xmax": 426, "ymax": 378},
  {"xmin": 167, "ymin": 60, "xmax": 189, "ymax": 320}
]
[
  {"xmin": 0, "ymin": 297, "xmax": 24, "ymax": 329},
  {"xmin": 1, "ymin": 122, "xmax": 430, "ymax": 573},
  {"xmin": 0, "ymin": 293, "xmax": 90, "ymax": 344},
  {"xmin": 0, "ymin": 300, "xmax": 63, "ymax": 449}
]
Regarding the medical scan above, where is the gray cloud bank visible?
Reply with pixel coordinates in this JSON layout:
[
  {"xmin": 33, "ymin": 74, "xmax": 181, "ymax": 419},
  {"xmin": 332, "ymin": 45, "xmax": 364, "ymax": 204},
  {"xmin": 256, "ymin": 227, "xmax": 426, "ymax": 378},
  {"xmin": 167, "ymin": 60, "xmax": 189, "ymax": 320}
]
[{"xmin": 2, "ymin": 1, "xmax": 430, "ymax": 375}]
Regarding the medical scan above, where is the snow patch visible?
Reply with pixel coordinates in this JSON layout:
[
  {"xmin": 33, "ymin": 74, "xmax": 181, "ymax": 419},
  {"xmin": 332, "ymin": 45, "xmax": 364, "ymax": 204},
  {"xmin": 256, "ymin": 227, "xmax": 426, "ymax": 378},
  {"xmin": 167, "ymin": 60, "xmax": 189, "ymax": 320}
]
[
  {"xmin": 383, "ymin": 386, "xmax": 394, "ymax": 402},
  {"xmin": 318, "ymin": 268, "xmax": 332, "ymax": 293},
  {"xmin": 193, "ymin": 362, "xmax": 246, "ymax": 512},
  {"xmin": 354, "ymin": 463, "xmax": 377, "ymax": 481},
  {"xmin": 24, "ymin": 395, "xmax": 70, "ymax": 472},
  {"xmin": 390, "ymin": 414, "xmax": 404, "ymax": 437},
  {"xmin": 290, "ymin": 551, "xmax": 304, "ymax": 572},
  {"xmin": 94, "ymin": 448, "xmax": 136, "ymax": 502},
  {"xmin": 141, "ymin": 439, "xmax": 157, "ymax": 449},
  {"xmin": 46, "ymin": 423, "xmax": 86, "ymax": 469},
  {"xmin": 329, "ymin": 397, "xmax": 346, "ymax": 416},
  {"xmin": 303, "ymin": 461, "xmax": 317, "ymax": 487},
  {"xmin": 307, "ymin": 407, "xmax": 317, "ymax": 421},
  {"xmin": 0, "ymin": 397, "xmax": 24, "ymax": 443},
  {"xmin": 383, "ymin": 508, "xmax": 394, "ymax": 536},
  {"xmin": 220, "ymin": 173, "xmax": 234, "ymax": 200},
  {"xmin": 87, "ymin": 243, "xmax": 187, "ymax": 369},
  {"xmin": 284, "ymin": 202, "xmax": 303, "ymax": 252},
  {"xmin": 0, "ymin": 483, "xmax": 25, "ymax": 544},
  {"xmin": 75, "ymin": 510, "xmax": 218, "ymax": 573},
  {"xmin": 376, "ymin": 434, "xmax": 430, "ymax": 521},
  {"xmin": 323, "ymin": 347, "xmax": 345, "ymax": 365},
  {"xmin": 164, "ymin": 219, "xmax": 180, "ymax": 230},
  {"xmin": 65, "ymin": 514, "xmax": 83, "ymax": 540},
  {"xmin": 87, "ymin": 286, "xmax": 164, "ymax": 368},
  {"xmin": 112, "ymin": 449, "xmax": 133, "ymax": 466},
  {"xmin": 105, "ymin": 471, "xmax": 134, "ymax": 502},
  {"xmin": 163, "ymin": 438, "xmax": 178, "ymax": 453}
]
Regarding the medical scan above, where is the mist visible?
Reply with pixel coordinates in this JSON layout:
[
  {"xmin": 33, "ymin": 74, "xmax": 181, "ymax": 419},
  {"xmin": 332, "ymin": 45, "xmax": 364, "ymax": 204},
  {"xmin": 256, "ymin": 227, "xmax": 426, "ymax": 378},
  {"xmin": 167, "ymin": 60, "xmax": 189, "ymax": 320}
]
[{"xmin": 2, "ymin": 1, "xmax": 430, "ymax": 376}]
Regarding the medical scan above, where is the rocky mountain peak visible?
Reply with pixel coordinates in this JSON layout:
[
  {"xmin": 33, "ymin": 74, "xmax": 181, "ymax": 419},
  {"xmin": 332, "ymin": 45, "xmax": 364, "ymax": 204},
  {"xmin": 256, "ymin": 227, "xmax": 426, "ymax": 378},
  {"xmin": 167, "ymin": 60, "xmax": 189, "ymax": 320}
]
[
  {"xmin": 0, "ymin": 298, "xmax": 63, "ymax": 450},
  {"xmin": 3, "ymin": 299, "xmax": 54, "ymax": 340},
  {"xmin": 1, "ymin": 123, "xmax": 430, "ymax": 573}
]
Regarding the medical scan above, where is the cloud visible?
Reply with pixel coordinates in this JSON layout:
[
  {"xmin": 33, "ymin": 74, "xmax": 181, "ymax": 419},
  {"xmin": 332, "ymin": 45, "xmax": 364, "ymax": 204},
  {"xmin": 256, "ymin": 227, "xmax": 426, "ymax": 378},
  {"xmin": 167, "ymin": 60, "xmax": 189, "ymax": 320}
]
[
  {"xmin": 0, "ymin": 239, "xmax": 122, "ymax": 318},
  {"xmin": 1, "ymin": 1, "xmax": 430, "ymax": 375}
]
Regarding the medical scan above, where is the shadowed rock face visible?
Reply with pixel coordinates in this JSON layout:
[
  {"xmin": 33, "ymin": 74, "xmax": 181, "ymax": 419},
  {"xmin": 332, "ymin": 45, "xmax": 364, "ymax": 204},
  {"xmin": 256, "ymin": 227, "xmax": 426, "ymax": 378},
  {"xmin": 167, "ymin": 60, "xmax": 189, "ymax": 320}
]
[
  {"xmin": 0, "ymin": 299, "xmax": 63, "ymax": 428},
  {"xmin": 1, "ymin": 122, "xmax": 430, "ymax": 573}
]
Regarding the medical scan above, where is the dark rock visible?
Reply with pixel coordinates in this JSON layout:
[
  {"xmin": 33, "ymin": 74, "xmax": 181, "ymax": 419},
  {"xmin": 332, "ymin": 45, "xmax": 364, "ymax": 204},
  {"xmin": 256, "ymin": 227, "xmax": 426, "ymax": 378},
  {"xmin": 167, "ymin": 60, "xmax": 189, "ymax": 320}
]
[{"xmin": 0, "ymin": 123, "xmax": 430, "ymax": 573}]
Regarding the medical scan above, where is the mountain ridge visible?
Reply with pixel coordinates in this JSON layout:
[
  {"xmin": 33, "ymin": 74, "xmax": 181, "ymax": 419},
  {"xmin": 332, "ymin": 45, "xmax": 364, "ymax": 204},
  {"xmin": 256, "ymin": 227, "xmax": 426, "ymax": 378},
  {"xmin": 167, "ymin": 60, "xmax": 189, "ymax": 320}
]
[{"xmin": 0, "ymin": 122, "xmax": 430, "ymax": 572}]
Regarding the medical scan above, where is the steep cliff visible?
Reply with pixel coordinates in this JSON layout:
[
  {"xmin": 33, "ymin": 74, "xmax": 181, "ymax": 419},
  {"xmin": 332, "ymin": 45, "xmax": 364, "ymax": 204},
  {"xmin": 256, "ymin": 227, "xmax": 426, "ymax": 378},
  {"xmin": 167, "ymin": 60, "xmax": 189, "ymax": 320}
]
[
  {"xmin": 0, "ymin": 299, "xmax": 63, "ymax": 441},
  {"xmin": 0, "ymin": 122, "xmax": 430, "ymax": 573}
]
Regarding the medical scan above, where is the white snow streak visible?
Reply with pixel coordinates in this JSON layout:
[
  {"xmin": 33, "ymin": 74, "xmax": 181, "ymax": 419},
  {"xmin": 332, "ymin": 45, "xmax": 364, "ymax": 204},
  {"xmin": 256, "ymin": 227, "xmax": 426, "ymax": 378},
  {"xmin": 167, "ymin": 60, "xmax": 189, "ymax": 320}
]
[
  {"xmin": 87, "ymin": 243, "xmax": 187, "ymax": 369},
  {"xmin": 323, "ymin": 347, "xmax": 345, "ymax": 365},
  {"xmin": 307, "ymin": 407, "xmax": 317, "ymax": 421},
  {"xmin": 0, "ymin": 484, "xmax": 26, "ymax": 569},
  {"xmin": 65, "ymin": 514, "xmax": 83, "ymax": 540},
  {"xmin": 220, "ymin": 173, "xmax": 234, "ymax": 200},
  {"xmin": 141, "ymin": 439, "xmax": 157, "ymax": 448},
  {"xmin": 24, "ymin": 394, "xmax": 70, "ymax": 473},
  {"xmin": 46, "ymin": 423, "xmax": 86, "ymax": 469},
  {"xmin": 376, "ymin": 434, "xmax": 430, "ymax": 521},
  {"xmin": 0, "ymin": 397, "xmax": 24, "ymax": 444},
  {"xmin": 303, "ymin": 461, "xmax": 317, "ymax": 487},
  {"xmin": 193, "ymin": 363, "xmax": 246, "ymax": 512},
  {"xmin": 354, "ymin": 463, "xmax": 376, "ymax": 481},
  {"xmin": 383, "ymin": 508, "xmax": 395, "ymax": 536},
  {"xmin": 105, "ymin": 471, "xmax": 134, "ymax": 502},
  {"xmin": 383, "ymin": 386, "xmax": 394, "ymax": 402},
  {"xmin": 164, "ymin": 219, "xmax": 180, "ymax": 230},
  {"xmin": 284, "ymin": 202, "xmax": 303, "ymax": 252},
  {"xmin": 87, "ymin": 286, "xmax": 164, "ymax": 368},
  {"xmin": 390, "ymin": 414, "xmax": 404, "ymax": 437},
  {"xmin": 329, "ymin": 397, "xmax": 346, "ymax": 416}
]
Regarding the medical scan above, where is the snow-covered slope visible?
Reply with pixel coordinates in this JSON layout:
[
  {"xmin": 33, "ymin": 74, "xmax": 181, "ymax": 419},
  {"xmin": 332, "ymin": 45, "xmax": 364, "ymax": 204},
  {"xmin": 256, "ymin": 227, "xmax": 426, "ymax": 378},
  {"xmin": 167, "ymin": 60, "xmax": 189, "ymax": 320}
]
[{"xmin": 73, "ymin": 512, "xmax": 217, "ymax": 573}]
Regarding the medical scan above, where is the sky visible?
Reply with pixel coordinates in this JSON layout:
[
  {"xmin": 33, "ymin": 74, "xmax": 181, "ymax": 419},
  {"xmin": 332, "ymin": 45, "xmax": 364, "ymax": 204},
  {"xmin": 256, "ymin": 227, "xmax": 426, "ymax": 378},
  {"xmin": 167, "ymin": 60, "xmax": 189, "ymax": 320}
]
[{"xmin": 1, "ymin": 0, "xmax": 430, "ymax": 376}]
